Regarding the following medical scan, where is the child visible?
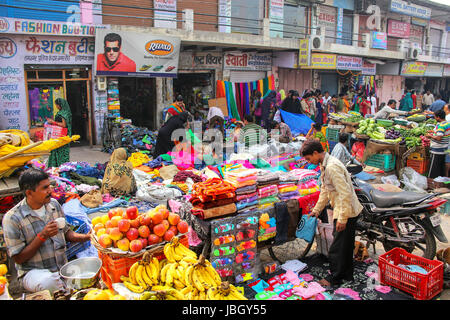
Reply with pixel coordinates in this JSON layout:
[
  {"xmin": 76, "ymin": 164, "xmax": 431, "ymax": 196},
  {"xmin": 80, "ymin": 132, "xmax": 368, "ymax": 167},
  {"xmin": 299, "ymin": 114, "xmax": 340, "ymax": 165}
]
[{"xmin": 306, "ymin": 123, "xmax": 329, "ymax": 153}]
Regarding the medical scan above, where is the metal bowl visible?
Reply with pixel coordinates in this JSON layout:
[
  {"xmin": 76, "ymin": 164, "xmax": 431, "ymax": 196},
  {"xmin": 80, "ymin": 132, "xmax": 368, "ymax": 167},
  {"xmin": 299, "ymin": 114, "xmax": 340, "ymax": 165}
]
[{"xmin": 60, "ymin": 257, "xmax": 102, "ymax": 290}]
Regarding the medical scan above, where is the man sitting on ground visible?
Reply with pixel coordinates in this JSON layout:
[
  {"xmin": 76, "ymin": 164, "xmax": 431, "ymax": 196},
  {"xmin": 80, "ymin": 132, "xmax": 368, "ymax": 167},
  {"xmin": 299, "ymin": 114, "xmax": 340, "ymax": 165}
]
[{"xmin": 331, "ymin": 133, "xmax": 363, "ymax": 166}]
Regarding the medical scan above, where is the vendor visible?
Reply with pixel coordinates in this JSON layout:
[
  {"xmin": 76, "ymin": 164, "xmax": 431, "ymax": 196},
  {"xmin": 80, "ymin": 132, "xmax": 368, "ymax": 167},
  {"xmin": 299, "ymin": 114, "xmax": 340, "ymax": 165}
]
[
  {"xmin": 270, "ymin": 120, "xmax": 292, "ymax": 143},
  {"xmin": 2, "ymin": 168, "xmax": 91, "ymax": 293},
  {"xmin": 301, "ymin": 140, "xmax": 363, "ymax": 287},
  {"xmin": 426, "ymin": 109, "xmax": 449, "ymax": 179},
  {"xmin": 154, "ymin": 112, "xmax": 191, "ymax": 157},
  {"xmin": 101, "ymin": 148, "xmax": 137, "ymax": 197},
  {"xmin": 330, "ymin": 133, "xmax": 363, "ymax": 166},
  {"xmin": 207, "ymin": 106, "xmax": 225, "ymax": 137},
  {"xmin": 373, "ymin": 99, "xmax": 411, "ymax": 120},
  {"xmin": 164, "ymin": 95, "xmax": 186, "ymax": 123}
]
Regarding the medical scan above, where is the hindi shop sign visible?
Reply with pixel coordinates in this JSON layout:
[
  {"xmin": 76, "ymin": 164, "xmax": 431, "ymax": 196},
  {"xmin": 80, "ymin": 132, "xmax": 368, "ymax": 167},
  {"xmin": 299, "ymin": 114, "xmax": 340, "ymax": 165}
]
[
  {"xmin": 371, "ymin": 32, "xmax": 387, "ymax": 50},
  {"xmin": 298, "ymin": 39, "xmax": 310, "ymax": 67},
  {"xmin": 0, "ymin": 17, "xmax": 104, "ymax": 37},
  {"xmin": 390, "ymin": 0, "xmax": 431, "ymax": 20},
  {"xmin": 401, "ymin": 61, "xmax": 427, "ymax": 76},
  {"xmin": 224, "ymin": 52, "xmax": 272, "ymax": 71},
  {"xmin": 95, "ymin": 29, "xmax": 181, "ymax": 78},
  {"xmin": 388, "ymin": 19, "xmax": 410, "ymax": 38},
  {"xmin": 179, "ymin": 52, "xmax": 223, "ymax": 70},
  {"xmin": 310, "ymin": 53, "xmax": 336, "ymax": 69},
  {"xmin": 362, "ymin": 61, "xmax": 376, "ymax": 75},
  {"xmin": 336, "ymin": 56, "xmax": 362, "ymax": 71}
]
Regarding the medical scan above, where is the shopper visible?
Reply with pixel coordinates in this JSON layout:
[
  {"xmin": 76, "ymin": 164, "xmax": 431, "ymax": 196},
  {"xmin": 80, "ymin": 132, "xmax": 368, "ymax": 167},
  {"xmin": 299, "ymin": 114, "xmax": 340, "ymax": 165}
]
[
  {"xmin": 238, "ymin": 114, "xmax": 267, "ymax": 150},
  {"xmin": 164, "ymin": 95, "xmax": 186, "ymax": 123},
  {"xmin": 101, "ymin": 148, "xmax": 137, "ymax": 197},
  {"xmin": 337, "ymin": 93, "xmax": 350, "ymax": 113},
  {"xmin": 416, "ymin": 91, "xmax": 423, "ymax": 111},
  {"xmin": 426, "ymin": 109, "xmax": 449, "ymax": 179},
  {"xmin": 331, "ymin": 133, "xmax": 362, "ymax": 166},
  {"xmin": 207, "ymin": 106, "xmax": 225, "ymax": 137},
  {"xmin": 322, "ymin": 91, "xmax": 331, "ymax": 106},
  {"xmin": 411, "ymin": 90, "xmax": 417, "ymax": 109},
  {"xmin": 261, "ymin": 90, "xmax": 277, "ymax": 130},
  {"xmin": 428, "ymin": 94, "xmax": 447, "ymax": 113},
  {"xmin": 423, "ymin": 90, "xmax": 435, "ymax": 111},
  {"xmin": 46, "ymin": 98, "xmax": 72, "ymax": 168},
  {"xmin": 368, "ymin": 92, "xmax": 377, "ymax": 115},
  {"xmin": 301, "ymin": 140, "xmax": 363, "ymax": 287},
  {"xmin": 155, "ymin": 111, "xmax": 190, "ymax": 157},
  {"xmin": 308, "ymin": 91, "xmax": 317, "ymax": 121},
  {"xmin": 315, "ymin": 91, "xmax": 324, "ymax": 125},
  {"xmin": 251, "ymin": 90, "xmax": 263, "ymax": 125},
  {"xmin": 374, "ymin": 99, "xmax": 411, "ymax": 120},
  {"xmin": 327, "ymin": 95, "xmax": 338, "ymax": 115},
  {"xmin": 281, "ymin": 90, "xmax": 302, "ymax": 114},
  {"xmin": 306, "ymin": 123, "xmax": 329, "ymax": 153},
  {"xmin": 444, "ymin": 104, "xmax": 450, "ymax": 122},
  {"xmin": 270, "ymin": 120, "xmax": 292, "ymax": 143},
  {"xmin": 300, "ymin": 92, "xmax": 311, "ymax": 116},
  {"xmin": 399, "ymin": 91, "xmax": 414, "ymax": 112},
  {"xmin": 2, "ymin": 168, "xmax": 91, "ymax": 293}
]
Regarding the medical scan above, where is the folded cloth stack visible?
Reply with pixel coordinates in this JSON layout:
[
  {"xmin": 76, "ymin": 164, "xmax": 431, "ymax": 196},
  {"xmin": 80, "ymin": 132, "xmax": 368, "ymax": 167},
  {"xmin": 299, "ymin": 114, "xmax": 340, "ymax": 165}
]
[
  {"xmin": 256, "ymin": 170, "xmax": 280, "ymax": 188},
  {"xmin": 136, "ymin": 184, "xmax": 182, "ymax": 206},
  {"xmin": 277, "ymin": 172, "xmax": 300, "ymax": 201},
  {"xmin": 298, "ymin": 179, "xmax": 320, "ymax": 196},
  {"xmin": 289, "ymin": 169, "xmax": 320, "ymax": 184},
  {"xmin": 127, "ymin": 152, "xmax": 151, "ymax": 168},
  {"xmin": 257, "ymin": 184, "xmax": 279, "ymax": 208},
  {"xmin": 173, "ymin": 170, "xmax": 203, "ymax": 183},
  {"xmin": 224, "ymin": 169, "xmax": 259, "ymax": 213},
  {"xmin": 190, "ymin": 178, "xmax": 237, "ymax": 219}
]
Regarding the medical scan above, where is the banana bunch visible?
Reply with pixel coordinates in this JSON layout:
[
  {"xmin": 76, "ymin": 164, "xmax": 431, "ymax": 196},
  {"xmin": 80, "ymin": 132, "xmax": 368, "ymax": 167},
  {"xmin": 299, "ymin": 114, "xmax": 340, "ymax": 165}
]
[
  {"xmin": 207, "ymin": 282, "xmax": 247, "ymax": 300},
  {"xmin": 185, "ymin": 255, "xmax": 222, "ymax": 293},
  {"xmin": 139, "ymin": 288, "xmax": 185, "ymax": 300},
  {"xmin": 121, "ymin": 252, "xmax": 161, "ymax": 293},
  {"xmin": 163, "ymin": 236, "xmax": 197, "ymax": 263},
  {"xmin": 181, "ymin": 286, "xmax": 207, "ymax": 300}
]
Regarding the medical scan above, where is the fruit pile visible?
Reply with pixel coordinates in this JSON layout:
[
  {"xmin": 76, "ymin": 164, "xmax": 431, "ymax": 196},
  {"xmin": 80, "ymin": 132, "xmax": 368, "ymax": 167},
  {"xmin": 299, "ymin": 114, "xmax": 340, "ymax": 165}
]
[
  {"xmin": 83, "ymin": 289, "xmax": 126, "ymax": 300},
  {"xmin": 121, "ymin": 237, "xmax": 246, "ymax": 300},
  {"xmin": 92, "ymin": 205, "xmax": 189, "ymax": 253},
  {"xmin": 0, "ymin": 264, "xmax": 7, "ymax": 296},
  {"xmin": 407, "ymin": 114, "xmax": 426, "ymax": 123},
  {"xmin": 356, "ymin": 119, "xmax": 385, "ymax": 139}
]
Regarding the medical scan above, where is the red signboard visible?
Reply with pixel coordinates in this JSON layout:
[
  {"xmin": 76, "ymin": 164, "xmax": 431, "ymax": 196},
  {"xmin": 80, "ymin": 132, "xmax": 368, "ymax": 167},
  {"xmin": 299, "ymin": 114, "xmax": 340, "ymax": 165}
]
[{"xmin": 388, "ymin": 19, "xmax": 410, "ymax": 38}]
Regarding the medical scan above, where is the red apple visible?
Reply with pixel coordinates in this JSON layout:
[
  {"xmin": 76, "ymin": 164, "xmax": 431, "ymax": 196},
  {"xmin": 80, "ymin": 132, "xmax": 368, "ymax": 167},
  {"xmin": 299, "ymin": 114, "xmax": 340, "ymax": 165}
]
[
  {"xmin": 162, "ymin": 220, "xmax": 170, "ymax": 231},
  {"xmin": 118, "ymin": 219, "xmax": 131, "ymax": 233},
  {"xmin": 168, "ymin": 213, "xmax": 180, "ymax": 226},
  {"xmin": 138, "ymin": 225, "xmax": 150, "ymax": 238},
  {"xmin": 130, "ymin": 239, "xmax": 143, "ymax": 253},
  {"xmin": 139, "ymin": 237, "xmax": 148, "ymax": 248},
  {"xmin": 150, "ymin": 211, "xmax": 163, "ymax": 225},
  {"xmin": 177, "ymin": 221, "xmax": 188, "ymax": 234},
  {"xmin": 117, "ymin": 238, "xmax": 130, "ymax": 251},
  {"xmin": 109, "ymin": 227, "xmax": 123, "ymax": 241},
  {"xmin": 108, "ymin": 209, "xmax": 116, "ymax": 220},
  {"xmin": 98, "ymin": 234, "xmax": 112, "ymax": 248},
  {"xmin": 126, "ymin": 206, "xmax": 138, "ymax": 220},
  {"xmin": 139, "ymin": 214, "xmax": 152, "ymax": 226},
  {"xmin": 153, "ymin": 223, "xmax": 166, "ymax": 237},
  {"xmin": 126, "ymin": 228, "xmax": 139, "ymax": 241},
  {"xmin": 164, "ymin": 230, "xmax": 175, "ymax": 242},
  {"xmin": 169, "ymin": 225, "xmax": 178, "ymax": 236},
  {"xmin": 130, "ymin": 219, "xmax": 140, "ymax": 229},
  {"xmin": 148, "ymin": 234, "xmax": 162, "ymax": 245}
]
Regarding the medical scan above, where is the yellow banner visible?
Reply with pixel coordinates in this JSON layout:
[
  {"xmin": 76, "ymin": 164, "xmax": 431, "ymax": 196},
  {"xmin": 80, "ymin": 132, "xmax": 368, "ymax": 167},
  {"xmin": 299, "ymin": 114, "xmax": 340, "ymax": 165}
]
[
  {"xmin": 308, "ymin": 53, "xmax": 336, "ymax": 69},
  {"xmin": 298, "ymin": 39, "xmax": 310, "ymax": 67},
  {"xmin": 401, "ymin": 61, "xmax": 427, "ymax": 76}
]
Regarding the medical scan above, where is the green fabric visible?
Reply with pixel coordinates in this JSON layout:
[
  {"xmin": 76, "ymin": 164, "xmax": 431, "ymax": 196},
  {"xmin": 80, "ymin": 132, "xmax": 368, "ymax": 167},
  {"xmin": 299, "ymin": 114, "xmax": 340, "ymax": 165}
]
[
  {"xmin": 263, "ymin": 78, "xmax": 269, "ymax": 96},
  {"xmin": 69, "ymin": 172, "xmax": 102, "ymax": 187},
  {"xmin": 258, "ymin": 195, "xmax": 279, "ymax": 205},
  {"xmin": 48, "ymin": 98, "xmax": 72, "ymax": 168},
  {"xmin": 354, "ymin": 97, "xmax": 362, "ymax": 113},
  {"xmin": 400, "ymin": 93, "xmax": 413, "ymax": 112},
  {"xmin": 250, "ymin": 158, "xmax": 271, "ymax": 169},
  {"xmin": 228, "ymin": 83, "xmax": 240, "ymax": 121},
  {"xmin": 160, "ymin": 153, "xmax": 173, "ymax": 162},
  {"xmin": 314, "ymin": 132, "xmax": 327, "ymax": 143},
  {"xmin": 187, "ymin": 129, "xmax": 201, "ymax": 144}
]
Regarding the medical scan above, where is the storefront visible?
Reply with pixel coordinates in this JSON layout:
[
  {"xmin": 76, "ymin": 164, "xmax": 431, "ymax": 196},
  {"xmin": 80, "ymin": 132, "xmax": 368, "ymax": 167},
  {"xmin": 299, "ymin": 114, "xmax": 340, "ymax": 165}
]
[
  {"xmin": 176, "ymin": 51, "xmax": 223, "ymax": 115},
  {"xmin": 423, "ymin": 64, "xmax": 444, "ymax": 94},
  {"xmin": 273, "ymin": 51, "xmax": 312, "ymax": 94},
  {"xmin": 373, "ymin": 62, "xmax": 403, "ymax": 106},
  {"xmin": 93, "ymin": 29, "xmax": 181, "ymax": 131},
  {"xmin": 0, "ymin": 17, "xmax": 100, "ymax": 145},
  {"xmin": 306, "ymin": 53, "xmax": 338, "ymax": 95}
]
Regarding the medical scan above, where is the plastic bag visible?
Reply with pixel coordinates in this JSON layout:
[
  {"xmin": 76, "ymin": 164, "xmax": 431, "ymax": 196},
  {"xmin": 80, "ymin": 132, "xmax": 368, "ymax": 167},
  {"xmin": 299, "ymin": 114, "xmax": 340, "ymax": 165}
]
[
  {"xmin": 400, "ymin": 167, "xmax": 428, "ymax": 193},
  {"xmin": 295, "ymin": 215, "xmax": 318, "ymax": 243},
  {"xmin": 381, "ymin": 174, "xmax": 401, "ymax": 187}
]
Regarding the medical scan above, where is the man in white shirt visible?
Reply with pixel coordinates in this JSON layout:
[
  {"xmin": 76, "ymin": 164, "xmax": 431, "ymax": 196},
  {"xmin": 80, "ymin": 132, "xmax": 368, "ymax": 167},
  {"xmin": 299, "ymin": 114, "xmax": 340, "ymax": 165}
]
[
  {"xmin": 322, "ymin": 91, "xmax": 331, "ymax": 106},
  {"xmin": 374, "ymin": 99, "xmax": 411, "ymax": 120},
  {"xmin": 444, "ymin": 104, "xmax": 450, "ymax": 122},
  {"xmin": 369, "ymin": 92, "xmax": 377, "ymax": 115},
  {"xmin": 423, "ymin": 90, "xmax": 435, "ymax": 111}
]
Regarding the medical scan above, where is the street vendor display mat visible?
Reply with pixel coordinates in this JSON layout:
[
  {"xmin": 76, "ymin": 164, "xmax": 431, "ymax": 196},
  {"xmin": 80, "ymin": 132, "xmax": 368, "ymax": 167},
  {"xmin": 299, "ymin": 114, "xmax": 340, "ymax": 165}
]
[{"xmin": 242, "ymin": 254, "xmax": 417, "ymax": 300}]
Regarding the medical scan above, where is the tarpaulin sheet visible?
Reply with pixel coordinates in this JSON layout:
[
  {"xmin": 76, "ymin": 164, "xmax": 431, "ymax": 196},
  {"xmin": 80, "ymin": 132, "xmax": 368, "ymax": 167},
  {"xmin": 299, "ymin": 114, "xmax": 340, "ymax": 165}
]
[{"xmin": 279, "ymin": 110, "xmax": 314, "ymax": 136}]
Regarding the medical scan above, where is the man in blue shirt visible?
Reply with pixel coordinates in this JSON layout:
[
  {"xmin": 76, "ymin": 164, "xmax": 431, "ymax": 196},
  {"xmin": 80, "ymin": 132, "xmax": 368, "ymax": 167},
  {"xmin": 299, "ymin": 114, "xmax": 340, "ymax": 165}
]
[{"xmin": 428, "ymin": 94, "xmax": 446, "ymax": 113}]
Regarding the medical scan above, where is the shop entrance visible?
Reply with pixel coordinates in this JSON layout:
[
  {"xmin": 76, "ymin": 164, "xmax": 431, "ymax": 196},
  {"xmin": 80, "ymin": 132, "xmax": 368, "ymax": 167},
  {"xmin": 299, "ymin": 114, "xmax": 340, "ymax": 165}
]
[
  {"xmin": 118, "ymin": 77, "xmax": 157, "ymax": 130},
  {"xmin": 25, "ymin": 67, "xmax": 93, "ymax": 145},
  {"xmin": 173, "ymin": 72, "xmax": 215, "ymax": 114}
]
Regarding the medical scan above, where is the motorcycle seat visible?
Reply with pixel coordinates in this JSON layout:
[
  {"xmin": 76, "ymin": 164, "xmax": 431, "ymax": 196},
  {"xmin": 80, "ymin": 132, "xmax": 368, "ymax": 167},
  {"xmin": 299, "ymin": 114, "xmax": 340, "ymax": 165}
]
[{"xmin": 369, "ymin": 189, "xmax": 431, "ymax": 208}]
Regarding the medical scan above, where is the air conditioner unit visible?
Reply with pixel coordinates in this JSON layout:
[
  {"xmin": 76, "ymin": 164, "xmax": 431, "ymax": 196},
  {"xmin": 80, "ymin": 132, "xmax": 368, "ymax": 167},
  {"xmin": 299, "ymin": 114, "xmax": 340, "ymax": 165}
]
[
  {"xmin": 97, "ymin": 76, "xmax": 107, "ymax": 91},
  {"xmin": 311, "ymin": 35, "xmax": 324, "ymax": 50},
  {"xmin": 408, "ymin": 47, "xmax": 420, "ymax": 60}
]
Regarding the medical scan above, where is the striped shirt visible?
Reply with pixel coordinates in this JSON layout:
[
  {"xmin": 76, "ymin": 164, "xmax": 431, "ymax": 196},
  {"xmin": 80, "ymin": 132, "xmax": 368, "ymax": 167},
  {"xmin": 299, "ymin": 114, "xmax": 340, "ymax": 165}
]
[
  {"xmin": 2, "ymin": 198, "xmax": 69, "ymax": 278},
  {"xmin": 430, "ymin": 121, "xmax": 450, "ymax": 154},
  {"xmin": 238, "ymin": 123, "xmax": 267, "ymax": 149}
]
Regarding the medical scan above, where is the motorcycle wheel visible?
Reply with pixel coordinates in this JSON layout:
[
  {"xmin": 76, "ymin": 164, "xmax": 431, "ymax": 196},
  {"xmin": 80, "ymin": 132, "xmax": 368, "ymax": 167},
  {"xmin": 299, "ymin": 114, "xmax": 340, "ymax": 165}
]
[{"xmin": 382, "ymin": 218, "xmax": 436, "ymax": 260}]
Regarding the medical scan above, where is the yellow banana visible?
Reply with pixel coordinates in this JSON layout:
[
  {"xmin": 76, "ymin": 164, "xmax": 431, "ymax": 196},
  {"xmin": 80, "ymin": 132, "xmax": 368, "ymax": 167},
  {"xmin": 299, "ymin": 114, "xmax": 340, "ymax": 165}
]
[
  {"xmin": 174, "ymin": 279, "xmax": 184, "ymax": 290},
  {"xmin": 160, "ymin": 259, "xmax": 168, "ymax": 270},
  {"xmin": 176, "ymin": 243, "xmax": 197, "ymax": 259},
  {"xmin": 167, "ymin": 288, "xmax": 185, "ymax": 300},
  {"xmin": 184, "ymin": 265, "xmax": 194, "ymax": 287},
  {"xmin": 192, "ymin": 267, "xmax": 205, "ymax": 292},
  {"xmin": 152, "ymin": 257, "xmax": 160, "ymax": 276},
  {"xmin": 120, "ymin": 275, "xmax": 130, "ymax": 283},
  {"xmin": 135, "ymin": 263, "xmax": 148, "ymax": 289},
  {"xmin": 228, "ymin": 288, "xmax": 247, "ymax": 300},
  {"xmin": 199, "ymin": 290, "xmax": 206, "ymax": 300},
  {"xmin": 171, "ymin": 244, "xmax": 183, "ymax": 261},
  {"xmin": 148, "ymin": 262, "xmax": 158, "ymax": 284},
  {"xmin": 164, "ymin": 243, "xmax": 175, "ymax": 263},
  {"xmin": 205, "ymin": 263, "xmax": 222, "ymax": 286},
  {"xmin": 182, "ymin": 256, "xmax": 197, "ymax": 264},
  {"xmin": 165, "ymin": 263, "xmax": 177, "ymax": 287},
  {"xmin": 206, "ymin": 288, "xmax": 217, "ymax": 300},
  {"xmin": 123, "ymin": 281, "xmax": 145, "ymax": 293},
  {"xmin": 181, "ymin": 286, "xmax": 192, "ymax": 295},
  {"xmin": 160, "ymin": 263, "xmax": 172, "ymax": 283},
  {"xmin": 151, "ymin": 285, "xmax": 172, "ymax": 291},
  {"xmin": 128, "ymin": 261, "xmax": 140, "ymax": 285},
  {"xmin": 141, "ymin": 263, "xmax": 154, "ymax": 287},
  {"xmin": 199, "ymin": 266, "xmax": 215, "ymax": 287}
]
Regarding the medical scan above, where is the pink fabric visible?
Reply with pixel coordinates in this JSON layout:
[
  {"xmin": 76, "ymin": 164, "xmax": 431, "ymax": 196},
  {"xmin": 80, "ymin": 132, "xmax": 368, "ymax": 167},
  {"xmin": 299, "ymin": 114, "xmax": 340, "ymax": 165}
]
[
  {"xmin": 365, "ymin": 271, "xmax": 379, "ymax": 281},
  {"xmin": 334, "ymin": 288, "xmax": 361, "ymax": 300},
  {"xmin": 268, "ymin": 295, "xmax": 283, "ymax": 300},
  {"xmin": 298, "ymin": 274, "xmax": 314, "ymax": 282},
  {"xmin": 168, "ymin": 199, "xmax": 182, "ymax": 213},
  {"xmin": 284, "ymin": 270, "xmax": 301, "ymax": 286},
  {"xmin": 187, "ymin": 226, "xmax": 202, "ymax": 246},
  {"xmin": 375, "ymin": 285, "xmax": 391, "ymax": 294},
  {"xmin": 236, "ymin": 192, "xmax": 258, "ymax": 201},
  {"xmin": 258, "ymin": 185, "xmax": 278, "ymax": 197},
  {"xmin": 102, "ymin": 193, "xmax": 115, "ymax": 203},
  {"xmin": 293, "ymin": 282, "xmax": 325, "ymax": 299}
]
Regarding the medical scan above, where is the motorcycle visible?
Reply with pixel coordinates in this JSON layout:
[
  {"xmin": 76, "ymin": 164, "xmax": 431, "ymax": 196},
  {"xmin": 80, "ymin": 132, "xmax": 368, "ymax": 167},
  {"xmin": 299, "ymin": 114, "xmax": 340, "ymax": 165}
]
[{"xmin": 346, "ymin": 163, "xmax": 447, "ymax": 260}]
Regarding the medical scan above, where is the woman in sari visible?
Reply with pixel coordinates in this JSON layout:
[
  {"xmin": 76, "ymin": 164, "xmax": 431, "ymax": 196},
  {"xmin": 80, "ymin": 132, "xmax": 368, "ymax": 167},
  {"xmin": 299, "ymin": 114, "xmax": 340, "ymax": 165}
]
[
  {"xmin": 46, "ymin": 98, "xmax": 72, "ymax": 167},
  {"xmin": 101, "ymin": 148, "xmax": 137, "ymax": 197}
]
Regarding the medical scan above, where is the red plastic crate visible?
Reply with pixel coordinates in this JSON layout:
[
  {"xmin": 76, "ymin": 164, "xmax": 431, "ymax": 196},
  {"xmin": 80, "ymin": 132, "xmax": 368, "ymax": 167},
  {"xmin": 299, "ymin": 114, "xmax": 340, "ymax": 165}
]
[
  {"xmin": 407, "ymin": 159, "xmax": 429, "ymax": 175},
  {"xmin": 379, "ymin": 248, "xmax": 444, "ymax": 300},
  {"xmin": 99, "ymin": 234, "xmax": 189, "ymax": 289}
]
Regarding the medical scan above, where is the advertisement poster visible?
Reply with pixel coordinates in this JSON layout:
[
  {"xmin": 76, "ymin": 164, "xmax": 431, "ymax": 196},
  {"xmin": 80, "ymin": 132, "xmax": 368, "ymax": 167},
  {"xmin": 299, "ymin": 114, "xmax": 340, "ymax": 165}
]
[
  {"xmin": 371, "ymin": 31, "xmax": 387, "ymax": 50},
  {"xmin": 269, "ymin": 0, "xmax": 284, "ymax": 38},
  {"xmin": 298, "ymin": 38, "xmax": 310, "ymax": 67},
  {"xmin": 362, "ymin": 61, "xmax": 376, "ymax": 75},
  {"xmin": 336, "ymin": 56, "xmax": 362, "ymax": 71},
  {"xmin": 318, "ymin": 5, "xmax": 336, "ymax": 42},
  {"xmin": 310, "ymin": 53, "xmax": 336, "ymax": 69},
  {"xmin": 336, "ymin": 8, "xmax": 343, "ymax": 44},
  {"xmin": 401, "ymin": 61, "xmax": 428, "ymax": 76},
  {"xmin": 154, "ymin": 0, "xmax": 177, "ymax": 29},
  {"xmin": 390, "ymin": 0, "xmax": 432, "ymax": 20},
  {"xmin": 218, "ymin": 0, "xmax": 232, "ymax": 33},
  {"xmin": 224, "ymin": 52, "xmax": 272, "ymax": 71},
  {"xmin": 388, "ymin": 19, "xmax": 410, "ymax": 38},
  {"xmin": 95, "ymin": 29, "xmax": 181, "ymax": 77}
]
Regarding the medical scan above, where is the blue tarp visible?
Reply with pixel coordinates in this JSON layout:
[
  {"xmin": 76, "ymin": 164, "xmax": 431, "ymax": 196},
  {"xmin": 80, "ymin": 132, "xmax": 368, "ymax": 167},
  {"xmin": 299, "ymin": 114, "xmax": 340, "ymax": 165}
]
[{"xmin": 280, "ymin": 110, "xmax": 314, "ymax": 136}]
